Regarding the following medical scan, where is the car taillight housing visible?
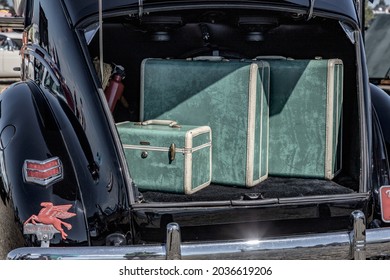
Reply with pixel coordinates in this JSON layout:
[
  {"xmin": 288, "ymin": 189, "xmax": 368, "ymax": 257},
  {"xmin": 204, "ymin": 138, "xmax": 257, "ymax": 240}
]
[
  {"xmin": 380, "ymin": 186, "xmax": 390, "ymax": 223},
  {"xmin": 23, "ymin": 157, "xmax": 63, "ymax": 186}
]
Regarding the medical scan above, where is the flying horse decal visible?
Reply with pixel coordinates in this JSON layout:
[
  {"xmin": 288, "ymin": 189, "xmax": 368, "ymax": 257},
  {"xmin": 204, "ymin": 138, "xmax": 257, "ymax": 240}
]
[{"xmin": 24, "ymin": 202, "xmax": 76, "ymax": 239}]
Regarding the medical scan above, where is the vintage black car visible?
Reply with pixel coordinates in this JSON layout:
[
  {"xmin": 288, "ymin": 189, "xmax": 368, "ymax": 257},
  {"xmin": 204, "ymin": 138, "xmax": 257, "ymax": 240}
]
[{"xmin": 2, "ymin": 0, "xmax": 390, "ymax": 260}]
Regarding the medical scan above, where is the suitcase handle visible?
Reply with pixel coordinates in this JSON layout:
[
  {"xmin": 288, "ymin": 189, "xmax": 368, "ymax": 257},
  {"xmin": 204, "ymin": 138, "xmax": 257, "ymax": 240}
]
[
  {"xmin": 191, "ymin": 56, "xmax": 226, "ymax": 61},
  {"xmin": 139, "ymin": 119, "xmax": 181, "ymax": 128}
]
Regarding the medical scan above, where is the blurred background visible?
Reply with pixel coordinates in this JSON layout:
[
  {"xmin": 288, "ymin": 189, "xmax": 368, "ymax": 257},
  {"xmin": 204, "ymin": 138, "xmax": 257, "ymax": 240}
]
[{"xmin": 365, "ymin": 0, "xmax": 390, "ymax": 94}]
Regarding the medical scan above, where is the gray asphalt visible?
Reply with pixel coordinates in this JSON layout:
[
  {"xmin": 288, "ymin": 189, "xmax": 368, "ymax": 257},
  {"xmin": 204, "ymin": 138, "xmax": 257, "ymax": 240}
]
[{"xmin": 0, "ymin": 198, "xmax": 25, "ymax": 259}]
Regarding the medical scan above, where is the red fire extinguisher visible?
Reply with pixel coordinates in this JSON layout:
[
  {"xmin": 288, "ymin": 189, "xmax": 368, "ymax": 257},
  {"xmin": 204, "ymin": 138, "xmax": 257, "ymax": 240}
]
[{"xmin": 104, "ymin": 64, "xmax": 125, "ymax": 112}]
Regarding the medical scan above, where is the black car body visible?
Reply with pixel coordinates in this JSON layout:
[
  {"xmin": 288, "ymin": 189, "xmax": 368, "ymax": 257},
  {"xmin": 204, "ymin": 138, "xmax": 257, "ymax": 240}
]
[{"xmin": 2, "ymin": 0, "xmax": 390, "ymax": 259}]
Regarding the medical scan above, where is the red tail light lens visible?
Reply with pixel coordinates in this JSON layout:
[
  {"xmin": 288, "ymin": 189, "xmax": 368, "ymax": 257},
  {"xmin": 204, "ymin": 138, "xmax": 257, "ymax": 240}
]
[
  {"xmin": 23, "ymin": 157, "xmax": 63, "ymax": 186},
  {"xmin": 380, "ymin": 186, "xmax": 390, "ymax": 223}
]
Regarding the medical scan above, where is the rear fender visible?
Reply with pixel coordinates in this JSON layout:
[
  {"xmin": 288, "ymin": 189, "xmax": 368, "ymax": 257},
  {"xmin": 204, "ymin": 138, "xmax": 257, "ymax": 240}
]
[{"xmin": 0, "ymin": 81, "xmax": 89, "ymax": 246}]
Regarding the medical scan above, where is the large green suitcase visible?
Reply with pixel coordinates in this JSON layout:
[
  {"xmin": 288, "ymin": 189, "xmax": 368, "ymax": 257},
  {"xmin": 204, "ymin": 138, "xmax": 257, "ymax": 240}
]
[
  {"xmin": 117, "ymin": 120, "xmax": 212, "ymax": 194},
  {"xmin": 266, "ymin": 58, "xmax": 343, "ymax": 179},
  {"xmin": 140, "ymin": 58, "xmax": 269, "ymax": 187}
]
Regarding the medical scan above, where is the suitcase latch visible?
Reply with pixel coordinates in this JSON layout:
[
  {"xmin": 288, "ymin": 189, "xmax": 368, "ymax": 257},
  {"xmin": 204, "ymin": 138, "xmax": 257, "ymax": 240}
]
[
  {"xmin": 169, "ymin": 143, "xmax": 176, "ymax": 164},
  {"xmin": 141, "ymin": 151, "xmax": 148, "ymax": 159}
]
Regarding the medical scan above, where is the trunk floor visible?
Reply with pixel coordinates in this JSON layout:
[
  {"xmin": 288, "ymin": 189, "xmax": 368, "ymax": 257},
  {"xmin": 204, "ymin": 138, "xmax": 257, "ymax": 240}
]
[{"xmin": 140, "ymin": 176, "xmax": 357, "ymax": 203}]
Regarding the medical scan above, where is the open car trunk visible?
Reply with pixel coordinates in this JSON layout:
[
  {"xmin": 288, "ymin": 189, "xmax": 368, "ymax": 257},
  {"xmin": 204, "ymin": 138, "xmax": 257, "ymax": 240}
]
[
  {"xmin": 79, "ymin": 6, "xmax": 367, "ymax": 241},
  {"xmin": 83, "ymin": 6, "xmax": 361, "ymax": 208}
]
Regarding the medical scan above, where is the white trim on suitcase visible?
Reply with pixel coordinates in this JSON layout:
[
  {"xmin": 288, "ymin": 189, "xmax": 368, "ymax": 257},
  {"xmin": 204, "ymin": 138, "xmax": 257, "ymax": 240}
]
[
  {"xmin": 246, "ymin": 61, "xmax": 269, "ymax": 187},
  {"xmin": 246, "ymin": 63, "xmax": 258, "ymax": 187},
  {"xmin": 184, "ymin": 126, "xmax": 212, "ymax": 194},
  {"xmin": 325, "ymin": 59, "xmax": 343, "ymax": 180},
  {"xmin": 325, "ymin": 60, "xmax": 334, "ymax": 179},
  {"xmin": 122, "ymin": 142, "xmax": 211, "ymax": 154}
]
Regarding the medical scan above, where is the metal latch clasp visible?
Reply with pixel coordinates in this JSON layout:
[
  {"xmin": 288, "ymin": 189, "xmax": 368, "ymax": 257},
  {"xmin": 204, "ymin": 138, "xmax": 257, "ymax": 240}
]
[{"xmin": 169, "ymin": 143, "xmax": 176, "ymax": 163}]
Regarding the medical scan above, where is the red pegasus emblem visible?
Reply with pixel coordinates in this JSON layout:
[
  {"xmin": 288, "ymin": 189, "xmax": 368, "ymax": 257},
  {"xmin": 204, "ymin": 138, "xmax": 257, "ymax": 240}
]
[{"xmin": 24, "ymin": 202, "xmax": 76, "ymax": 239}]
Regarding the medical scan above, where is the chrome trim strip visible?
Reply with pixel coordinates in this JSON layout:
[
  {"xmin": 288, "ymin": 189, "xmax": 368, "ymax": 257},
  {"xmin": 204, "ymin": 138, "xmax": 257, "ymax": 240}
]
[
  {"xmin": 8, "ymin": 211, "xmax": 390, "ymax": 260},
  {"xmin": 6, "ymin": 233, "xmax": 349, "ymax": 260},
  {"xmin": 366, "ymin": 228, "xmax": 390, "ymax": 258},
  {"xmin": 8, "ymin": 228, "xmax": 390, "ymax": 260}
]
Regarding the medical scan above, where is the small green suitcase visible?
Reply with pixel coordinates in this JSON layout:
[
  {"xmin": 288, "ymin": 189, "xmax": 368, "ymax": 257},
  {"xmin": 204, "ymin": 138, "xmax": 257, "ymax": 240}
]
[{"xmin": 117, "ymin": 120, "xmax": 212, "ymax": 194}]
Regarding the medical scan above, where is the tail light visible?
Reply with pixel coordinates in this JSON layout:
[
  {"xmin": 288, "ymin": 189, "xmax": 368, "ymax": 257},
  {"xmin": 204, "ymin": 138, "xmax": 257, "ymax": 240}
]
[
  {"xmin": 23, "ymin": 157, "xmax": 63, "ymax": 186},
  {"xmin": 380, "ymin": 186, "xmax": 390, "ymax": 223}
]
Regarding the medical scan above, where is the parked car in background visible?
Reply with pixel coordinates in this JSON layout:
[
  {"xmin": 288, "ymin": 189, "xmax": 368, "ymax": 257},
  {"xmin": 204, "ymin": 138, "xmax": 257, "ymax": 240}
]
[
  {"xmin": 0, "ymin": 31, "xmax": 21, "ymax": 78},
  {"xmin": 2, "ymin": 0, "xmax": 390, "ymax": 260}
]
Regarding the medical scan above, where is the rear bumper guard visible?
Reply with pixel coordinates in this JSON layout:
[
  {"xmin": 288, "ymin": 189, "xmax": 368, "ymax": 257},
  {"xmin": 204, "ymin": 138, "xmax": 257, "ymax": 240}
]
[{"xmin": 8, "ymin": 210, "xmax": 390, "ymax": 260}]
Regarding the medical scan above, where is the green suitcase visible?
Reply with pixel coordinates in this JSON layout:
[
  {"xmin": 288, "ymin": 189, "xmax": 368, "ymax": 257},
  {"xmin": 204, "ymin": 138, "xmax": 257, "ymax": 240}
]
[
  {"xmin": 266, "ymin": 58, "xmax": 343, "ymax": 179},
  {"xmin": 117, "ymin": 120, "xmax": 212, "ymax": 194},
  {"xmin": 140, "ymin": 58, "xmax": 269, "ymax": 187}
]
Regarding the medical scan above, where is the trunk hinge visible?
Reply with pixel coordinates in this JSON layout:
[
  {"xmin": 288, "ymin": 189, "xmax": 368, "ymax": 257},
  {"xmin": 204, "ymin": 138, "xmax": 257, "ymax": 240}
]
[
  {"xmin": 139, "ymin": 0, "xmax": 144, "ymax": 19},
  {"xmin": 306, "ymin": 0, "xmax": 315, "ymax": 21}
]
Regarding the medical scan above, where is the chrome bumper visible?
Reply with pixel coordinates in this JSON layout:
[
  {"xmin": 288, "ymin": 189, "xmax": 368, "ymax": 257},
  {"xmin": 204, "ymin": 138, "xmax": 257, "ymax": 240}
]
[{"xmin": 7, "ymin": 211, "xmax": 390, "ymax": 260}]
